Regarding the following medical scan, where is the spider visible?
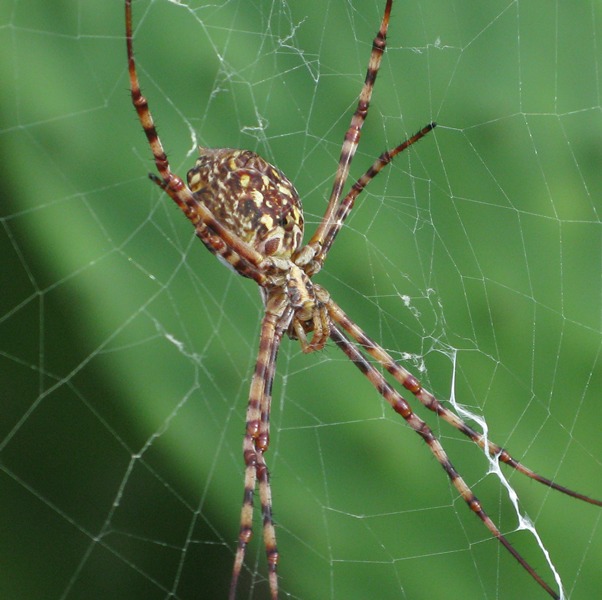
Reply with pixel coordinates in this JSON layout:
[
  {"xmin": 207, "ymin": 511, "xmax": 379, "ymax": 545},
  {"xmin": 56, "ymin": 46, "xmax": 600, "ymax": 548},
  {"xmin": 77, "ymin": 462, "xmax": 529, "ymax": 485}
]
[{"xmin": 125, "ymin": 1, "xmax": 601, "ymax": 598}]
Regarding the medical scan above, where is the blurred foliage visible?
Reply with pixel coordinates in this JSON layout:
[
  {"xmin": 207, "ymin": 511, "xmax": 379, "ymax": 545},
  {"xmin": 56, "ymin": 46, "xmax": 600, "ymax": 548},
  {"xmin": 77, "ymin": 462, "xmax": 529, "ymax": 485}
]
[{"xmin": 1, "ymin": 1, "xmax": 602, "ymax": 599}]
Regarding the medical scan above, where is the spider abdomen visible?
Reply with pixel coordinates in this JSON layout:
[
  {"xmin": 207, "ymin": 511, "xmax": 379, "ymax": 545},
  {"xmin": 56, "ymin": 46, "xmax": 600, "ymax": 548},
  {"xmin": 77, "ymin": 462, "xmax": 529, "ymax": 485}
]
[{"xmin": 187, "ymin": 148, "xmax": 304, "ymax": 260}]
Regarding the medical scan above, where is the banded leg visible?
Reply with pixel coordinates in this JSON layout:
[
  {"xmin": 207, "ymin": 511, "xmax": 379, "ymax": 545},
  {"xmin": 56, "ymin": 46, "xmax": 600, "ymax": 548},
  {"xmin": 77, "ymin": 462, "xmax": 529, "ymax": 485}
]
[
  {"xmin": 311, "ymin": 123, "xmax": 436, "ymax": 273},
  {"xmin": 125, "ymin": 0, "xmax": 267, "ymax": 282},
  {"xmin": 327, "ymin": 298, "xmax": 602, "ymax": 507},
  {"xmin": 230, "ymin": 300, "xmax": 292, "ymax": 600},
  {"xmin": 150, "ymin": 173, "xmax": 268, "ymax": 282},
  {"xmin": 328, "ymin": 324, "xmax": 560, "ymax": 599},
  {"xmin": 300, "ymin": 0, "xmax": 393, "ymax": 267},
  {"xmin": 256, "ymin": 304, "xmax": 293, "ymax": 597}
]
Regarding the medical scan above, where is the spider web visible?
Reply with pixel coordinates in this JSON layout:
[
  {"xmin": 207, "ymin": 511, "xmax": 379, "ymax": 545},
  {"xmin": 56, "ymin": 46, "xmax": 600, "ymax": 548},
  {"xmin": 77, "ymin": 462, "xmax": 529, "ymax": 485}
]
[{"xmin": 2, "ymin": 0, "xmax": 602, "ymax": 598}]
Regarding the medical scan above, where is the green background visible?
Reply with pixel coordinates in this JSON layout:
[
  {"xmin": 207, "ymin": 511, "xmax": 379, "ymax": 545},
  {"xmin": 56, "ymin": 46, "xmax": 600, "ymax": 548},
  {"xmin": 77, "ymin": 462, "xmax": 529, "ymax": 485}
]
[{"xmin": 2, "ymin": 1, "xmax": 601, "ymax": 599}]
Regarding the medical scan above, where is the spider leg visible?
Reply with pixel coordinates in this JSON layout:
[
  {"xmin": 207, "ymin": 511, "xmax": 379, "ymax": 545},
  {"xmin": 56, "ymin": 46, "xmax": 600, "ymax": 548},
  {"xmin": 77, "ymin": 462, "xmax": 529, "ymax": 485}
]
[
  {"xmin": 328, "ymin": 298, "xmax": 602, "ymax": 506},
  {"xmin": 310, "ymin": 123, "xmax": 436, "ymax": 273},
  {"xmin": 298, "ymin": 0, "xmax": 393, "ymax": 268},
  {"xmin": 230, "ymin": 297, "xmax": 293, "ymax": 600},
  {"xmin": 256, "ymin": 336, "xmax": 281, "ymax": 598},
  {"xmin": 328, "ymin": 323, "xmax": 561, "ymax": 600},
  {"xmin": 125, "ymin": 0, "xmax": 268, "ymax": 283},
  {"xmin": 147, "ymin": 173, "xmax": 268, "ymax": 281}
]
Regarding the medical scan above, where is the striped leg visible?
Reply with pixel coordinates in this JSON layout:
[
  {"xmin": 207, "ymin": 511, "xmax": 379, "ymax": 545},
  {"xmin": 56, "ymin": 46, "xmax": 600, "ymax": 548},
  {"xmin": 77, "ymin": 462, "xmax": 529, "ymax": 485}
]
[
  {"xmin": 230, "ymin": 301, "xmax": 292, "ymax": 600},
  {"xmin": 311, "ymin": 123, "xmax": 436, "ymax": 272},
  {"xmin": 149, "ymin": 173, "xmax": 268, "ymax": 282},
  {"xmin": 125, "ymin": 0, "xmax": 267, "ymax": 284},
  {"xmin": 327, "ymin": 298, "xmax": 602, "ymax": 507},
  {"xmin": 328, "ymin": 323, "xmax": 561, "ymax": 599},
  {"xmin": 299, "ymin": 0, "xmax": 393, "ymax": 268}
]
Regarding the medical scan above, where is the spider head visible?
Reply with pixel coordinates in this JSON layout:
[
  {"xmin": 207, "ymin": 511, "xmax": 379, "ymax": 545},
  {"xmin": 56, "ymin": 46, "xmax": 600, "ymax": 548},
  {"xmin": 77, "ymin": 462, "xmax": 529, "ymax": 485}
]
[{"xmin": 188, "ymin": 148, "xmax": 304, "ymax": 261}]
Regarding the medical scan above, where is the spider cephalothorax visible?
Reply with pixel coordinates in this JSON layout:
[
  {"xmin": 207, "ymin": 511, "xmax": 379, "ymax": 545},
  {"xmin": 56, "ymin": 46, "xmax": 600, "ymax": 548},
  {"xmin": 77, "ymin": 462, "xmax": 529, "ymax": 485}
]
[{"xmin": 126, "ymin": 1, "xmax": 601, "ymax": 598}]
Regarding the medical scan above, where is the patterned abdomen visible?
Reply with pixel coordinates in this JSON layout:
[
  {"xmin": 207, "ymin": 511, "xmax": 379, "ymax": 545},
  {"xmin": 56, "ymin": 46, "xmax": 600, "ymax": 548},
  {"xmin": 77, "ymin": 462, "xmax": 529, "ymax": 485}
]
[{"xmin": 187, "ymin": 148, "xmax": 304, "ymax": 260}]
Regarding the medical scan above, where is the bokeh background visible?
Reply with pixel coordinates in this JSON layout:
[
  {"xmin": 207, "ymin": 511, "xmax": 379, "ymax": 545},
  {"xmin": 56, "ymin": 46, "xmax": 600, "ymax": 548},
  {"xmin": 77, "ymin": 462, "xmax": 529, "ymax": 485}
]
[{"xmin": 2, "ymin": 1, "xmax": 601, "ymax": 599}]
